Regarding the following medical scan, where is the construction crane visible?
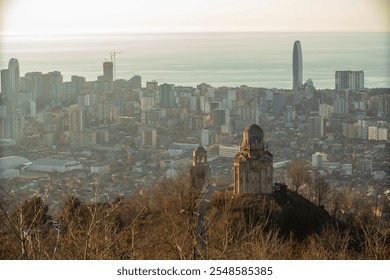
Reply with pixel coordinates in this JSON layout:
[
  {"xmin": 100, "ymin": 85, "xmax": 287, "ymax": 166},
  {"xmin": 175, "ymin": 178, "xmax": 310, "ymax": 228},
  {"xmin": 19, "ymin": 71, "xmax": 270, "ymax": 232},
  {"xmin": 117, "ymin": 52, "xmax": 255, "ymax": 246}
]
[{"xmin": 109, "ymin": 51, "xmax": 122, "ymax": 81}]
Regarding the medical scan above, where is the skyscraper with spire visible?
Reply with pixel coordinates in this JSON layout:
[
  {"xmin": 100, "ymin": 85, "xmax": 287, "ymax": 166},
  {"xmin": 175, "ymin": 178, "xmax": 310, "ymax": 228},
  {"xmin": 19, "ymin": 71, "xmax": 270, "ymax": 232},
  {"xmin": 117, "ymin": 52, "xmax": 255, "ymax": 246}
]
[{"xmin": 292, "ymin": 40, "xmax": 302, "ymax": 91}]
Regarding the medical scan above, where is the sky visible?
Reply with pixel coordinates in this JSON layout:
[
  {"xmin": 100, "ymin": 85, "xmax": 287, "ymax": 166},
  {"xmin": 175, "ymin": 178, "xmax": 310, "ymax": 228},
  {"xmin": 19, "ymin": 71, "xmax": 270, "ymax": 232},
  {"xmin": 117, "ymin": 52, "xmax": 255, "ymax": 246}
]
[{"xmin": 0, "ymin": 0, "xmax": 389, "ymax": 36}]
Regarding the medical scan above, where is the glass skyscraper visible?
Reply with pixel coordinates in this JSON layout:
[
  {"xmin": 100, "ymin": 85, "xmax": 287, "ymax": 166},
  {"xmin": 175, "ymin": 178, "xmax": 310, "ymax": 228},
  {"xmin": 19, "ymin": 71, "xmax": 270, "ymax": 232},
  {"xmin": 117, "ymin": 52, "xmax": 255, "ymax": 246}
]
[{"xmin": 292, "ymin": 40, "xmax": 302, "ymax": 90}]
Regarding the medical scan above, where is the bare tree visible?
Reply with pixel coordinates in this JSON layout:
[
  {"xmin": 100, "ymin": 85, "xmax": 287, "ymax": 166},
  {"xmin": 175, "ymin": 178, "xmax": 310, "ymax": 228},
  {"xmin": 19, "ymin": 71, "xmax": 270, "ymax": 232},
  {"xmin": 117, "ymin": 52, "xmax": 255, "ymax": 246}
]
[
  {"xmin": 1, "ymin": 175, "xmax": 388, "ymax": 260},
  {"xmin": 0, "ymin": 184, "xmax": 51, "ymax": 259},
  {"xmin": 286, "ymin": 158, "xmax": 311, "ymax": 193},
  {"xmin": 360, "ymin": 219, "xmax": 389, "ymax": 260},
  {"xmin": 311, "ymin": 173, "xmax": 331, "ymax": 206}
]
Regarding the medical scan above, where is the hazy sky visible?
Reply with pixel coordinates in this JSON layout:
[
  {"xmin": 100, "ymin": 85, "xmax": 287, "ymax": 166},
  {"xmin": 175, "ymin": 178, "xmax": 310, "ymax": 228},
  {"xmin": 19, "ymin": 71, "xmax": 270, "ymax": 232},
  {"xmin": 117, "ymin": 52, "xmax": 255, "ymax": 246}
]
[{"xmin": 1, "ymin": 0, "xmax": 389, "ymax": 35}]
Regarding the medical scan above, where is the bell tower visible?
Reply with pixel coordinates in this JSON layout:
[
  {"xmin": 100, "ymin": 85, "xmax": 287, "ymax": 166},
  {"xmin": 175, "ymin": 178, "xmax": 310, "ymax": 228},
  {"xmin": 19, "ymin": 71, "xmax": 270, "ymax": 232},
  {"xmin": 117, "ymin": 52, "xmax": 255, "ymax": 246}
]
[{"xmin": 190, "ymin": 145, "xmax": 211, "ymax": 189}]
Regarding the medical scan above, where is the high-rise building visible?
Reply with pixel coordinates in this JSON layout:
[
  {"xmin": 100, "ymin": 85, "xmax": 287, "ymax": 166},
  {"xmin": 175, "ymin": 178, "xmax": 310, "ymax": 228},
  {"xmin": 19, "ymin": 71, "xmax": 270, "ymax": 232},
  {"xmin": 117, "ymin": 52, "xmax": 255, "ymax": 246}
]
[
  {"xmin": 146, "ymin": 80, "xmax": 158, "ymax": 92},
  {"xmin": 212, "ymin": 109, "xmax": 228, "ymax": 133},
  {"xmin": 201, "ymin": 129, "xmax": 215, "ymax": 146},
  {"xmin": 335, "ymin": 70, "xmax": 364, "ymax": 91},
  {"xmin": 103, "ymin": 61, "xmax": 114, "ymax": 81},
  {"xmin": 307, "ymin": 116, "xmax": 324, "ymax": 139},
  {"xmin": 160, "ymin": 83, "xmax": 175, "ymax": 108},
  {"xmin": 24, "ymin": 72, "xmax": 44, "ymax": 100},
  {"xmin": 333, "ymin": 98, "xmax": 349, "ymax": 115},
  {"xmin": 357, "ymin": 120, "xmax": 369, "ymax": 140},
  {"xmin": 312, "ymin": 152, "xmax": 328, "ymax": 169},
  {"xmin": 141, "ymin": 127, "xmax": 157, "ymax": 148},
  {"xmin": 1, "ymin": 58, "xmax": 20, "ymax": 103},
  {"xmin": 129, "ymin": 75, "xmax": 142, "ymax": 89},
  {"xmin": 273, "ymin": 92, "xmax": 284, "ymax": 115},
  {"xmin": 319, "ymin": 103, "xmax": 333, "ymax": 118},
  {"xmin": 383, "ymin": 94, "xmax": 390, "ymax": 116},
  {"xmin": 368, "ymin": 126, "xmax": 378, "ymax": 141},
  {"xmin": 8, "ymin": 58, "xmax": 20, "ymax": 96},
  {"xmin": 378, "ymin": 128, "xmax": 388, "ymax": 141},
  {"xmin": 1, "ymin": 69, "xmax": 10, "ymax": 97},
  {"xmin": 46, "ymin": 71, "xmax": 63, "ymax": 107},
  {"xmin": 368, "ymin": 126, "xmax": 388, "ymax": 141},
  {"xmin": 29, "ymin": 100, "xmax": 37, "ymax": 117},
  {"xmin": 342, "ymin": 123, "xmax": 358, "ymax": 139},
  {"xmin": 71, "ymin": 75, "xmax": 86, "ymax": 95},
  {"xmin": 292, "ymin": 41, "xmax": 303, "ymax": 90},
  {"xmin": 69, "ymin": 105, "xmax": 84, "ymax": 132}
]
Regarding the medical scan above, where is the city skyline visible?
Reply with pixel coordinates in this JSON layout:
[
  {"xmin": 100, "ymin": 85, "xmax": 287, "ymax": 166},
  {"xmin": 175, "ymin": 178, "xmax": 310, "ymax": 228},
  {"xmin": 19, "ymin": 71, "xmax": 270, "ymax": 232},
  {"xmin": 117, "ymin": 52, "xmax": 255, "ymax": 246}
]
[
  {"xmin": 1, "ymin": 0, "xmax": 389, "ymax": 37},
  {"xmin": 1, "ymin": 32, "xmax": 389, "ymax": 89}
]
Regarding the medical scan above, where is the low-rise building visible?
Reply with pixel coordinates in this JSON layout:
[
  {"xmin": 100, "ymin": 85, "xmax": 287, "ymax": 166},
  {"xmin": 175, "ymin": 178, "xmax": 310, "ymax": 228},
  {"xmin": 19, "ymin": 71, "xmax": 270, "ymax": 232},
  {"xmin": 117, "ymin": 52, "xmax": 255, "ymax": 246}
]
[
  {"xmin": 29, "ymin": 158, "xmax": 83, "ymax": 173},
  {"xmin": 90, "ymin": 162, "xmax": 110, "ymax": 176}
]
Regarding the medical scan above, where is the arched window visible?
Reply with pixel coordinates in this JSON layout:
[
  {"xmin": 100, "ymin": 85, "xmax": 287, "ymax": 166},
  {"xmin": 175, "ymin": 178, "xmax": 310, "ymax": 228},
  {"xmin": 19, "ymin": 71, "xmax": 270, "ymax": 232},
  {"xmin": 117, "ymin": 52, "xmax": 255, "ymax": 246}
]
[
  {"xmin": 267, "ymin": 166, "xmax": 272, "ymax": 183},
  {"xmin": 234, "ymin": 166, "xmax": 240, "ymax": 193},
  {"xmin": 261, "ymin": 170, "xmax": 266, "ymax": 190}
]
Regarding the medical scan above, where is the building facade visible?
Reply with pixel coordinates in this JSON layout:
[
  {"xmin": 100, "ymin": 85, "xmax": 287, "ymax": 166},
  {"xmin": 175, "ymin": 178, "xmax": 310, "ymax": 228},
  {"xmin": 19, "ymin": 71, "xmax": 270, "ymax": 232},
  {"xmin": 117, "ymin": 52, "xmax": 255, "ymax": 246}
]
[{"xmin": 233, "ymin": 124, "xmax": 273, "ymax": 194}]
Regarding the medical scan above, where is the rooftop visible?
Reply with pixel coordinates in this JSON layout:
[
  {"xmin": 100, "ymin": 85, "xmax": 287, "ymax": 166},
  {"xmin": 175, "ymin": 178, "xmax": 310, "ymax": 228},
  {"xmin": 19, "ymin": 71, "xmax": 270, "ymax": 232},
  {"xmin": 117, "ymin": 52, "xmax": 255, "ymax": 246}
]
[{"xmin": 0, "ymin": 156, "xmax": 31, "ymax": 172}]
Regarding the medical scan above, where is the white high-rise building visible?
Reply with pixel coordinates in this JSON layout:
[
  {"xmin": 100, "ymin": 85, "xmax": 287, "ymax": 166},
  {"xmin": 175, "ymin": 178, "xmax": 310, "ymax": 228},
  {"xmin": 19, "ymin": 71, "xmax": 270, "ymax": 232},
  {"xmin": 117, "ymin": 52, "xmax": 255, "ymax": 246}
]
[
  {"xmin": 368, "ymin": 126, "xmax": 388, "ymax": 141},
  {"xmin": 368, "ymin": 126, "xmax": 378, "ymax": 141},
  {"xmin": 378, "ymin": 128, "xmax": 388, "ymax": 141},
  {"xmin": 312, "ymin": 152, "xmax": 328, "ymax": 169},
  {"xmin": 319, "ymin": 103, "xmax": 333, "ymax": 118},
  {"xmin": 201, "ymin": 129, "xmax": 213, "ymax": 146}
]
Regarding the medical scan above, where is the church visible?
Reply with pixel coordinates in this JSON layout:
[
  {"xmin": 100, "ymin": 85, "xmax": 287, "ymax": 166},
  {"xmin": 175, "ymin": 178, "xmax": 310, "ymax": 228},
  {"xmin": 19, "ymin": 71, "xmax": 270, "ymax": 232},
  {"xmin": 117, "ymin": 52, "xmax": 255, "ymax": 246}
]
[
  {"xmin": 233, "ymin": 124, "xmax": 273, "ymax": 194},
  {"xmin": 190, "ymin": 124, "xmax": 273, "ymax": 194}
]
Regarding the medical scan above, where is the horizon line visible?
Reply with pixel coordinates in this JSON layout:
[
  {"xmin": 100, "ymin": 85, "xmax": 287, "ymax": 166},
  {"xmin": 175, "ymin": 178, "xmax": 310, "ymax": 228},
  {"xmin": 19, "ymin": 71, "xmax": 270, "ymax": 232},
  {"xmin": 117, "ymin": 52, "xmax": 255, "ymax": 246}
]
[{"xmin": 1, "ymin": 30, "xmax": 390, "ymax": 37}]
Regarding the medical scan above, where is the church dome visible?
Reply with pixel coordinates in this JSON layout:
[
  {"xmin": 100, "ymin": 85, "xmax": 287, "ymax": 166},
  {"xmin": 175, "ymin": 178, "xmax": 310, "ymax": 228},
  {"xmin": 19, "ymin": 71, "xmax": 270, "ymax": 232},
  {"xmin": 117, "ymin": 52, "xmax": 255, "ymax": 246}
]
[
  {"xmin": 244, "ymin": 124, "xmax": 263, "ymax": 135},
  {"xmin": 242, "ymin": 124, "xmax": 264, "ymax": 150},
  {"xmin": 193, "ymin": 145, "xmax": 207, "ymax": 155}
]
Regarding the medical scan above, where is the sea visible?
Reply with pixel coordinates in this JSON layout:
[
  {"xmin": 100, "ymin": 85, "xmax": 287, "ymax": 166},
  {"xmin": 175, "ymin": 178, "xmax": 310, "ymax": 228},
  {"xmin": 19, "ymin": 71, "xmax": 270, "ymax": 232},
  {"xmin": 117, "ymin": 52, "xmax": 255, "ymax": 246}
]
[{"xmin": 0, "ymin": 32, "xmax": 389, "ymax": 89}]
